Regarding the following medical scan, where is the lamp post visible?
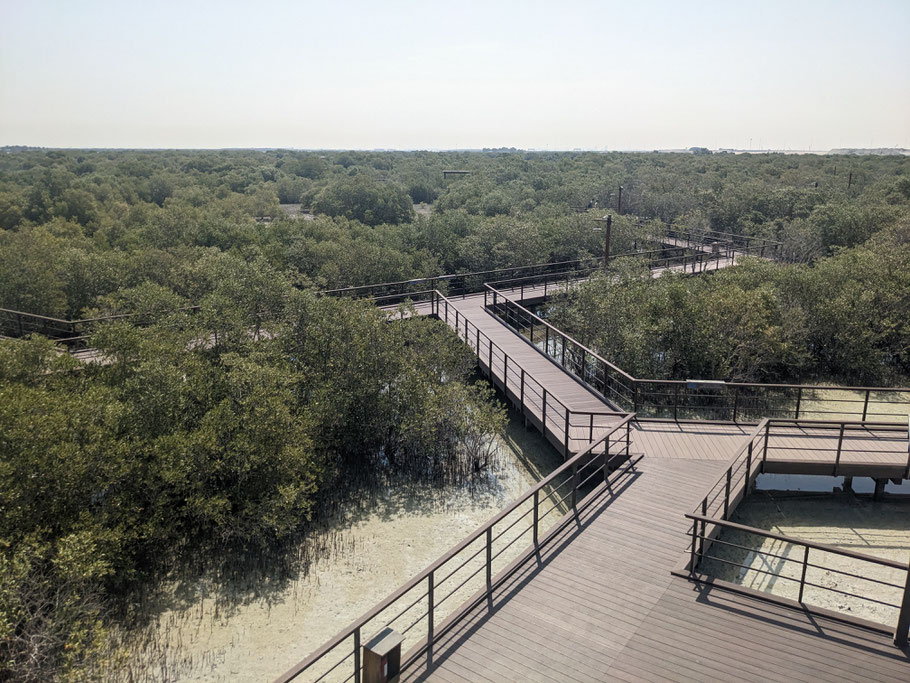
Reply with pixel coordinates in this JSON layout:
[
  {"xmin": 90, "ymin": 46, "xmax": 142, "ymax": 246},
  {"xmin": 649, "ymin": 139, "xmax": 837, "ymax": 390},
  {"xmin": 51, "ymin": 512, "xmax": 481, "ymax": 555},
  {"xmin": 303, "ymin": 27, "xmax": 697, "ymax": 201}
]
[{"xmin": 593, "ymin": 214, "xmax": 612, "ymax": 271}]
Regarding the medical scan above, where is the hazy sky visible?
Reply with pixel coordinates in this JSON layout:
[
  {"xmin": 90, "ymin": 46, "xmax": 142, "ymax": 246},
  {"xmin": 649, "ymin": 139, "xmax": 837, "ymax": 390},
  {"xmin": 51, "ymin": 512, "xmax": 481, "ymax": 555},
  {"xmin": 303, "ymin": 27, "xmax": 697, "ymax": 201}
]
[{"xmin": 1, "ymin": 0, "xmax": 908, "ymax": 150}]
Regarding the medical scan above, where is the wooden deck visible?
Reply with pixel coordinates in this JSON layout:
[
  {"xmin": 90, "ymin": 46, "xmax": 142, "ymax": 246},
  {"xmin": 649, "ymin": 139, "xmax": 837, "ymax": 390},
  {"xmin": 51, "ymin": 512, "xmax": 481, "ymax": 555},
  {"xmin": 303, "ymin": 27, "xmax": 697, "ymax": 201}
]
[
  {"xmin": 402, "ymin": 455, "xmax": 910, "ymax": 682},
  {"xmin": 389, "ymin": 282, "xmax": 910, "ymax": 680}
]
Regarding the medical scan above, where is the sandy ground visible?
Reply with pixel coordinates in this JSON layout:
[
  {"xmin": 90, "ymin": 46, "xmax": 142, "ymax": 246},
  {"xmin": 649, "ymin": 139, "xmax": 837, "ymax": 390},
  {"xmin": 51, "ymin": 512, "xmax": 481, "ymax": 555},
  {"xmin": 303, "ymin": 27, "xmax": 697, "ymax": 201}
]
[
  {"xmin": 115, "ymin": 414, "xmax": 562, "ymax": 682},
  {"xmin": 701, "ymin": 493, "xmax": 910, "ymax": 627}
]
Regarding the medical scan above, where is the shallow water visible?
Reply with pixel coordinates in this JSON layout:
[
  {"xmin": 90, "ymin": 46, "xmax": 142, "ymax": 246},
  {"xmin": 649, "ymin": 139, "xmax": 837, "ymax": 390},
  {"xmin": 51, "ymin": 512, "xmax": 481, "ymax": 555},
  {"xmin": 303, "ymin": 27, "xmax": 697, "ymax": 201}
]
[{"xmin": 118, "ymin": 412, "xmax": 562, "ymax": 682}]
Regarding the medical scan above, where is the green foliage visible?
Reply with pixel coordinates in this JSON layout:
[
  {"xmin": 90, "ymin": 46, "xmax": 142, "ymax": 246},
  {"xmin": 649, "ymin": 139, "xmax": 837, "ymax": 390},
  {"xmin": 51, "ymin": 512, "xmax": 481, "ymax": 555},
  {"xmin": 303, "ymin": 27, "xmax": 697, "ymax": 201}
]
[
  {"xmin": 313, "ymin": 175, "xmax": 414, "ymax": 226},
  {"xmin": 550, "ymin": 223, "xmax": 910, "ymax": 385}
]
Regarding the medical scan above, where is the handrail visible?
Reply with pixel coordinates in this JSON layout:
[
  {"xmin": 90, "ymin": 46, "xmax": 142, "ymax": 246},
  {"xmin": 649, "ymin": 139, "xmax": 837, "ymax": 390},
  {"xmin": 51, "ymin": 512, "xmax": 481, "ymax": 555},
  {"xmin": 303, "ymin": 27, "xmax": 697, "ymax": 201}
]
[
  {"xmin": 432, "ymin": 289, "xmax": 622, "ymax": 456},
  {"xmin": 0, "ymin": 227, "xmax": 749, "ymax": 344},
  {"xmin": 276, "ymin": 413, "xmax": 637, "ymax": 682},
  {"xmin": 484, "ymin": 283, "xmax": 910, "ymax": 422},
  {"xmin": 686, "ymin": 513, "xmax": 908, "ymax": 571},
  {"xmin": 685, "ymin": 417, "xmax": 910, "ymax": 646}
]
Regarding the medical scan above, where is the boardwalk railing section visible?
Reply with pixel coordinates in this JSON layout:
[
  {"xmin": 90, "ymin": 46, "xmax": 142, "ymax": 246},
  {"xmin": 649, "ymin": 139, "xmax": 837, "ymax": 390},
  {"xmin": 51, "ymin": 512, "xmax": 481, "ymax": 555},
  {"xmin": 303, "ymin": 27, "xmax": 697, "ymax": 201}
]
[
  {"xmin": 0, "ymin": 226, "xmax": 770, "ymax": 345},
  {"xmin": 483, "ymin": 284, "xmax": 910, "ymax": 423},
  {"xmin": 684, "ymin": 418, "xmax": 910, "ymax": 646},
  {"xmin": 664, "ymin": 227, "xmax": 782, "ymax": 260},
  {"xmin": 276, "ymin": 415, "xmax": 639, "ymax": 682},
  {"xmin": 432, "ymin": 290, "xmax": 623, "ymax": 457}
]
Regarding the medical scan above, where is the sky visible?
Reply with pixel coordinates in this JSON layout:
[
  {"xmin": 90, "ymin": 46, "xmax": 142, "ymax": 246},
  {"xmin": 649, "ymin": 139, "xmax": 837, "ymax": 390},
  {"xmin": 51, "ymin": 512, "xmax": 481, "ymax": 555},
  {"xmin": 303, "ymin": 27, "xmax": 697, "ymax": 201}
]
[{"xmin": 1, "ymin": 0, "xmax": 908, "ymax": 150}]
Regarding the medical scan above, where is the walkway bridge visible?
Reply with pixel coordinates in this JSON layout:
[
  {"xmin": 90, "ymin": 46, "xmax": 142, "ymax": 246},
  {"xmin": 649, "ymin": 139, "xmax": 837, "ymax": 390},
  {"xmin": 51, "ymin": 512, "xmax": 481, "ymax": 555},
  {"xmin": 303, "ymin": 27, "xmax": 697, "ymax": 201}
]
[
  {"xmin": 3, "ymin": 229, "xmax": 910, "ymax": 680},
  {"xmin": 278, "ymin": 234, "xmax": 910, "ymax": 681}
]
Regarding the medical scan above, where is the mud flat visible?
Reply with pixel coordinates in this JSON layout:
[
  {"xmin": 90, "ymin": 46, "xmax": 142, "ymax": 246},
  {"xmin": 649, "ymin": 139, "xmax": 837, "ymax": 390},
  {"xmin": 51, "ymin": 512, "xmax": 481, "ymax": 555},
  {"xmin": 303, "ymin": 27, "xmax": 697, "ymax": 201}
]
[
  {"xmin": 702, "ymin": 492, "xmax": 910, "ymax": 627},
  {"xmin": 117, "ymin": 414, "xmax": 562, "ymax": 682}
]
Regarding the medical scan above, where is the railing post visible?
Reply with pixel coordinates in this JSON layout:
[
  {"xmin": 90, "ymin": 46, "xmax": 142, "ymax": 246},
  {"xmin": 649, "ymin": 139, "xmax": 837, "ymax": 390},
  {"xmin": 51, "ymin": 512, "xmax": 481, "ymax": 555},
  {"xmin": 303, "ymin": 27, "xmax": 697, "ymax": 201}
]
[
  {"xmin": 542, "ymin": 389, "xmax": 547, "ymax": 430},
  {"xmin": 488, "ymin": 338, "xmax": 493, "ymax": 372},
  {"xmin": 834, "ymin": 423, "xmax": 845, "ymax": 476},
  {"xmin": 455, "ymin": 309, "xmax": 460, "ymax": 331},
  {"xmin": 762, "ymin": 420, "xmax": 771, "ymax": 472},
  {"xmin": 633, "ymin": 383, "xmax": 640, "ymax": 414},
  {"xmin": 564, "ymin": 407, "xmax": 570, "ymax": 458},
  {"xmin": 486, "ymin": 527, "xmax": 493, "ymax": 596},
  {"xmin": 699, "ymin": 499, "xmax": 707, "ymax": 559},
  {"xmin": 571, "ymin": 462, "xmax": 578, "ymax": 508},
  {"xmin": 504, "ymin": 355, "xmax": 509, "ymax": 393},
  {"xmin": 745, "ymin": 442, "xmax": 753, "ymax": 493},
  {"xmin": 798, "ymin": 546, "xmax": 810, "ymax": 602},
  {"xmin": 895, "ymin": 563, "xmax": 910, "ymax": 647},
  {"xmin": 580, "ymin": 349, "xmax": 586, "ymax": 381},
  {"xmin": 673, "ymin": 383, "xmax": 679, "ymax": 421},
  {"xmin": 561, "ymin": 337, "xmax": 566, "ymax": 367},
  {"xmin": 862, "ymin": 389, "xmax": 870, "ymax": 421},
  {"xmin": 520, "ymin": 368, "xmax": 525, "ymax": 411},
  {"xmin": 427, "ymin": 571, "xmax": 434, "ymax": 661},
  {"xmin": 530, "ymin": 322, "xmax": 534, "ymax": 344},
  {"xmin": 475, "ymin": 328, "xmax": 479, "ymax": 355},
  {"xmin": 545, "ymin": 326, "xmax": 550, "ymax": 357},
  {"xmin": 444, "ymin": 299, "xmax": 449, "ymax": 323},
  {"xmin": 354, "ymin": 626, "xmax": 361, "ymax": 683},
  {"xmin": 589, "ymin": 413, "xmax": 594, "ymax": 443},
  {"xmin": 533, "ymin": 490, "xmax": 539, "ymax": 546},
  {"xmin": 603, "ymin": 433, "xmax": 611, "ymax": 482},
  {"xmin": 723, "ymin": 467, "xmax": 732, "ymax": 519},
  {"xmin": 690, "ymin": 517, "xmax": 699, "ymax": 574},
  {"xmin": 732, "ymin": 386, "xmax": 739, "ymax": 423},
  {"xmin": 795, "ymin": 386, "xmax": 802, "ymax": 419}
]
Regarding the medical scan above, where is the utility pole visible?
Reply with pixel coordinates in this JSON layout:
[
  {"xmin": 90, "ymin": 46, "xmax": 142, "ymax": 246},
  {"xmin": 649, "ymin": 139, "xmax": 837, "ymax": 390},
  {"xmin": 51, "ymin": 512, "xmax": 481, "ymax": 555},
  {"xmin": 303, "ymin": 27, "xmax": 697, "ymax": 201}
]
[
  {"xmin": 617, "ymin": 185, "xmax": 623, "ymax": 215},
  {"xmin": 593, "ymin": 215, "xmax": 612, "ymax": 271}
]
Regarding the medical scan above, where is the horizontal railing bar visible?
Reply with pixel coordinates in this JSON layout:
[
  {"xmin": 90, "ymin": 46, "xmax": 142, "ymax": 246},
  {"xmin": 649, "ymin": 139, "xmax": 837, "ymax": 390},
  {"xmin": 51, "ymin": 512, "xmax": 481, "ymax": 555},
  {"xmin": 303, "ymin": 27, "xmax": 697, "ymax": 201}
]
[
  {"xmin": 278, "ymin": 412, "xmax": 635, "ymax": 679},
  {"xmin": 687, "ymin": 514, "xmax": 909, "ymax": 570}
]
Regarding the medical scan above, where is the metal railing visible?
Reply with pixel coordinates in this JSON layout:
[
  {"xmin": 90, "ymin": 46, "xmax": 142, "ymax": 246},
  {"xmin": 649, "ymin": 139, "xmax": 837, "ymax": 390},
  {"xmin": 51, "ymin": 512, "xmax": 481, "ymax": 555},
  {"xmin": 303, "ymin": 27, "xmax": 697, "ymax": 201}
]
[
  {"xmin": 685, "ymin": 417, "xmax": 910, "ymax": 646},
  {"xmin": 664, "ymin": 227, "xmax": 782, "ymax": 260},
  {"xmin": 0, "ymin": 227, "xmax": 763, "ymax": 346},
  {"xmin": 483, "ymin": 284, "xmax": 910, "ymax": 423},
  {"xmin": 276, "ymin": 414, "xmax": 639, "ymax": 682},
  {"xmin": 686, "ymin": 514, "xmax": 910, "ymax": 646},
  {"xmin": 432, "ymin": 290, "xmax": 623, "ymax": 457}
]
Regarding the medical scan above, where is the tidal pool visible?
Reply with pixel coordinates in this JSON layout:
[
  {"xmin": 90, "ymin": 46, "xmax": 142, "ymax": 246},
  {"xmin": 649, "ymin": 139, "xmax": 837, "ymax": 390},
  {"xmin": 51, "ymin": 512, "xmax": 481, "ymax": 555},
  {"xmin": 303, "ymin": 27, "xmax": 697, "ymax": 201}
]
[{"xmin": 117, "ymin": 411, "xmax": 562, "ymax": 682}]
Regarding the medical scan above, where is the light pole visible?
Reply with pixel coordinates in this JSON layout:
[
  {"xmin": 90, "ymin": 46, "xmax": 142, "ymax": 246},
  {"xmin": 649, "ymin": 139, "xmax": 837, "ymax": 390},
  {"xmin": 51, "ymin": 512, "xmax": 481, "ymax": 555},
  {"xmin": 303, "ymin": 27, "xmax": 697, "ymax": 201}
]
[{"xmin": 593, "ymin": 214, "xmax": 612, "ymax": 271}]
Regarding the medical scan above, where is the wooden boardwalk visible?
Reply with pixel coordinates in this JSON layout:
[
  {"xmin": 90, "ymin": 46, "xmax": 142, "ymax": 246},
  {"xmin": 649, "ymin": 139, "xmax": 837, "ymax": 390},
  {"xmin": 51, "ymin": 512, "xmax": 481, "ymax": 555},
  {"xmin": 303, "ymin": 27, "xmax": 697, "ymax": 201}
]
[
  {"xmin": 402, "ymin": 455, "xmax": 910, "ymax": 682},
  {"xmin": 281, "ymin": 255, "xmax": 909, "ymax": 682},
  {"xmin": 388, "ymin": 277, "xmax": 910, "ymax": 681}
]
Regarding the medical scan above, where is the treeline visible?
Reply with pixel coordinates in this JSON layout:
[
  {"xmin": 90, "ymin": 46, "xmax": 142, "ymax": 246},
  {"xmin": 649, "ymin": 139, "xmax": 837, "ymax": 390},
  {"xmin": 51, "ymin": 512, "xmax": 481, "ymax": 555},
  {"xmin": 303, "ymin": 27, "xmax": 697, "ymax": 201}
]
[
  {"xmin": 0, "ymin": 258, "xmax": 505, "ymax": 679},
  {"xmin": 2, "ymin": 149, "xmax": 908, "ymax": 319},
  {"xmin": 2, "ymin": 148, "xmax": 909, "ymax": 678},
  {"xmin": 549, "ymin": 223, "xmax": 910, "ymax": 386}
]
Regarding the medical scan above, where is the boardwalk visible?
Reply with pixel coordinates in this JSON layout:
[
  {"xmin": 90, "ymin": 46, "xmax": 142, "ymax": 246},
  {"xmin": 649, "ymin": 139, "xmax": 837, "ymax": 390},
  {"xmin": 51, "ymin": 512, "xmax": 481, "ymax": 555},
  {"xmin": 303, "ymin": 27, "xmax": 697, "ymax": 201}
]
[{"xmin": 403, "ymin": 455, "xmax": 910, "ymax": 682}]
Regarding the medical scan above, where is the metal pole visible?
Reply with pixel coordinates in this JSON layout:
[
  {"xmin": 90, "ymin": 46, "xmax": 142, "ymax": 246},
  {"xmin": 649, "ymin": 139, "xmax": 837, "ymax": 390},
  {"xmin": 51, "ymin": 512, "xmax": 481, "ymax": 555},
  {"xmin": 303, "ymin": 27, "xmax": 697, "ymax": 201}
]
[
  {"xmin": 564, "ymin": 407, "xmax": 570, "ymax": 458},
  {"xmin": 894, "ymin": 560, "xmax": 910, "ymax": 646},
  {"xmin": 427, "ymin": 572, "xmax": 434, "ymax": 661},
  {"xmin": 520, "ymin": 368, "xmax": 525, "ymax": 412},
  {"xmin": 542, "ymin": 389, "xmax": 548, "ymax": 430},
  {"xmin": 354, "ymin": 627, "xmax": 361, "ymax": 683},
  {"xmin": 533, "ymin": 490, "xmax": 539, "ymax": 546},
  {"xmin": 486, "ymin": 528, "xmax": 493, "ymax": 595},
  {"xmin": 862, "ymin": 389, "xmax": 870, "ymax": 421},
  {"xmin": 745, "ymin": 442, "xmax": 753, "ymax": 493},
  {"xmin": 798, "ymin": 546, "xmax": 810, "ymax": 602}
]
